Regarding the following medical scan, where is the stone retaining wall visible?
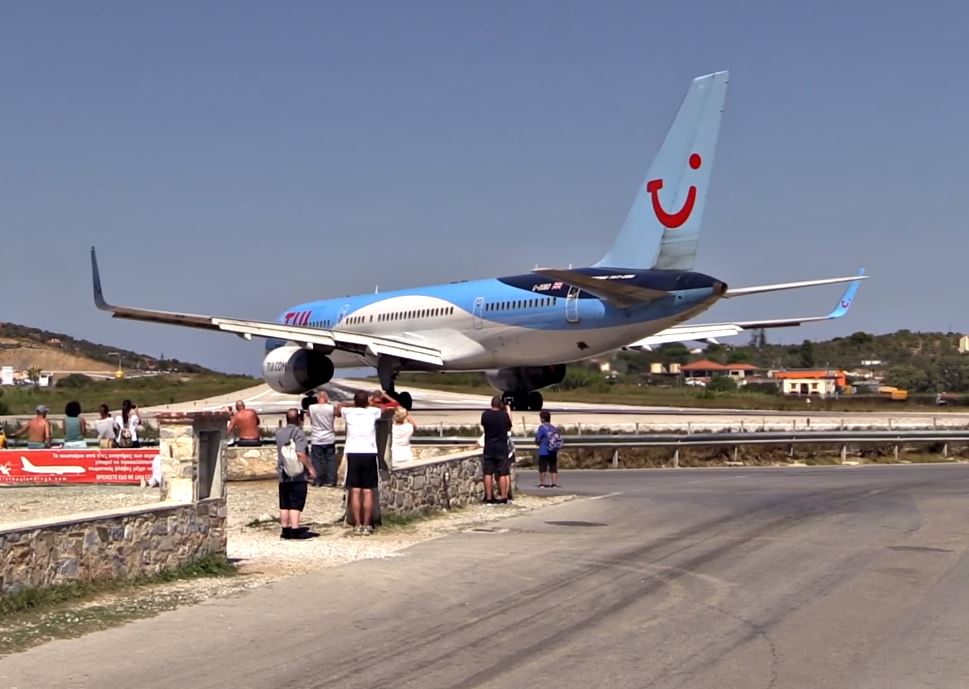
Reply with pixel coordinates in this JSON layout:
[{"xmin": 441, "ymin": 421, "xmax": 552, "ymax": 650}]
[
  {"xmin": 223, "ymin": 444, "xmax": 476, "ymax": 481},
  {"xmin": 381, "ymin": 449, "xmax": 513, "ymax": 518},
  {"xmin": 0, "ymin": 499, "xmax": 226, "ymax": 597}
]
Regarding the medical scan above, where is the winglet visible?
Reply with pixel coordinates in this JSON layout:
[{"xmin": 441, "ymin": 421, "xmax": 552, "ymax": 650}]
[
  {"xmin": 90, "ymin": 246, "xmax": 112, "ymax": 311},
  {"xmin": 826, "ymin": 268, "xmax": 864, "ymax": 319}
]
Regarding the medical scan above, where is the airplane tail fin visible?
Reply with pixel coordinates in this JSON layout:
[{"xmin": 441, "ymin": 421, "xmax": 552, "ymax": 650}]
[{"xmin": 595, "ymin": 71, "xmax": 729, "ymax": 271}]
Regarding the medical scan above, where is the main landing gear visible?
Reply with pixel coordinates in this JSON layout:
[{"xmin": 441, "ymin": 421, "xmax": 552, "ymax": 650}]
[
  {"xmin": 503, "ymin": 391, "xmax": 544, "ymax": 412},
  {"xmin": 377, "ymin": 356, "xmax": 413, "ymax": 410}
]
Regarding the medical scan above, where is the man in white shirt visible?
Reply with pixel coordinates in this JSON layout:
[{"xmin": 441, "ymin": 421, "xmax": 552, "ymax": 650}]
[
  {"xmin": 308, "ymin": 390, "xmax": 337, "ymax": 487},
  {"xmin": 336, "ymin": 390, "xmax": 383, "ymax": 535}
]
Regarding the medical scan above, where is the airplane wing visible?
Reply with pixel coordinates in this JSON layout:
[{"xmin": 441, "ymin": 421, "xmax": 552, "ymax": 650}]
[
  {"xmin": 626, "ymin": 271, "xmax": 864, "ymax": 349},
  {"xmin": 90, "ymin": 248, "xmax": 444, "ymax": 367},
  {"xmin": 531, "ymin": 268, "xmax": 670, "ymax": 308}
]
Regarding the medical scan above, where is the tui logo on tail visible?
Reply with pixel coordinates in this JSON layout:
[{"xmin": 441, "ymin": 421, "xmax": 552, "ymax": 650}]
[{"xmin": 646, "ymin": 153, "xmax": 702, "ymax": 229}]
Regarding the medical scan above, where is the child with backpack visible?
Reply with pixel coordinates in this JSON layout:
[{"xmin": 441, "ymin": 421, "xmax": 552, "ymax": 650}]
[{"xmin": 535, "ymin": 410, "xmax": 563, "ymax": 488}]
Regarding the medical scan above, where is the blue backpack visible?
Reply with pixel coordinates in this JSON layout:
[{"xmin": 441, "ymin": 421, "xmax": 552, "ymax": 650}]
[{"xmin": 545, "ymin": 424, "xmax": 563, "ymax": 452}]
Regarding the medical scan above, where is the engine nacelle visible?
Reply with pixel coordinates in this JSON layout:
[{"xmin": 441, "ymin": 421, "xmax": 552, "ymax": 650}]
[
  {"xmin": 485, "ymin": 364, "xmax": 567, "ymax": 393},
  {"xmin": 262, "ymin": 346, "xmax": 335, "ymax": 394}
]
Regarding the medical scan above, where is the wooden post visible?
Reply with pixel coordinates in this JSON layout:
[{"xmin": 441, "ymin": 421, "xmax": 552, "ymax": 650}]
[
  {"xmin": 740, "ymin": 420, "xmax": 745, "ymax": 433},
  {"xmin": 893, "ymin": 444, "xmax": 899, "ymax": 461},
  {"xmin": 687, "ymin": 422, "xmax": 693, "ymax": 435},
  {"xmin": 635, "ymin": 422, "xmax": 640, "ymax": 433},
  {"xmin": 673, "ymin": 448, "xmax": 680, "ymax": 468},
  {"xmin": 612, "ymin": 448, "xmax": 619, "ymax": 469},
  {"xmin": 943, "ymin": 443, "xmax": 949, "ymax": 458},
  {"xmin": 732, "ymin": 446, "xmax": 739, "ymax": 462},
  {"xmin": 840, "ymin": 445, "xmax": 847, "ymax": 463}
]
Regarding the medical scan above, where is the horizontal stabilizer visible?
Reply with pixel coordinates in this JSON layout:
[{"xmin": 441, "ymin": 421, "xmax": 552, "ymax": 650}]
[{"xmin": 532, "ymin": 268, "xmax": 668, "ymax": 308}]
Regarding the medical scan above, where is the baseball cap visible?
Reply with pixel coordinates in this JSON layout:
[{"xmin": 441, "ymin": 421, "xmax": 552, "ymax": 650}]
[{"xmin": 36, "ymin": 405, "xmax": 48, "ymax": 414}]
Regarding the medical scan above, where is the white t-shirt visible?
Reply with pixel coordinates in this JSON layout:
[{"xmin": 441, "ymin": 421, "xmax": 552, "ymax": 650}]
[
  {"xmin": 391, "ymin": 422, "xmax": 414, "ymax": 464},
  {"xmin": 94, "ymin": 417, "xmax": 115, "ymax": 440},
  {"xmin": 114, "ymin": 414, "xmax": 139, "ymax": 443},
  {"xmin": 341, "ymin": 406, "xmax": 382, "ymax": 454},
  {"xmin": 308, "ymin": 403, "xmax": 336, "ymax": 445}
]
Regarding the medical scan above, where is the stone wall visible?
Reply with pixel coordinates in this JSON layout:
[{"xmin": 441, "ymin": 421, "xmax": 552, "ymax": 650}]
[
  {"xmin": 223, "ymin": 443, "xmax": 478, "ymax": 481},
  {"xmin": 0, "ymin": 500, "xmax": 226, "ymax": 597},
  {"xmin": 381, "ymin": 449, "xmax": 513, "ymax": 518}
]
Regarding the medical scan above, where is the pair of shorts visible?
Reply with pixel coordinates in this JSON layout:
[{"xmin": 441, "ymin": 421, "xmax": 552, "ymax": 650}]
[
  {"xmin": 346, "ymin": 453, "xmax": 379, "ymax": 489},
  {"xmin": 482, "ymin": 454, "xmax": 511, "ymax": 477},
  {"xmin": 538, "ymin": 451, "xmax": 558, "ymax": 473},
  {"xmin": 235, "ymin": 439, "xmax": 262, "ymax": 447},
  {"xmin": 278, "ymin": 480, "xmax": 308, "ymax": 510}
]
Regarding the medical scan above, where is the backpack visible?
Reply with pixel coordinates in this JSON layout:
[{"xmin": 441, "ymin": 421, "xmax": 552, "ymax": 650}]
[
  {"xmin": 279, "ymin": 429, "xmax": 304, "ymax": 478},
  {"xmin": 545, "ymin": 424, "xmax": 563, "ymax": 452},
  {"xmin": 117, "ymin": 428, "xmax": 133, "ymax": 448}
]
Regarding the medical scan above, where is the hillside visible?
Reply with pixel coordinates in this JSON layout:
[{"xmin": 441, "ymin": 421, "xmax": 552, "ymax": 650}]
[{"xmin": 0, "ymin": 323, "xmax": 212, "ymax": 374}]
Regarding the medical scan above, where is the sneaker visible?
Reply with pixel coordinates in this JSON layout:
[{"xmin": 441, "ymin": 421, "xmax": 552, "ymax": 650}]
[
  {"xmin": 280, "ymin": 527, "xmax": 293, "ymax": 539},
  {"xmin": 495, "ymin": 498, "xmax": 509, "ymax": 505},
  {"xmin": 353, "ymin": 525, "xmax": 365, "ymax": 535},
  {"xmin": 363, "ymin": 525, "xmax": 374, "ymax": 536}
]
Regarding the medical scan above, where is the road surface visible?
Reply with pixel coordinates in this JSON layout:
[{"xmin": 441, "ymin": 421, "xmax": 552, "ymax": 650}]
[{"xmin": 4, "ymin": 463, "xmax": 969, "ymax": 688}]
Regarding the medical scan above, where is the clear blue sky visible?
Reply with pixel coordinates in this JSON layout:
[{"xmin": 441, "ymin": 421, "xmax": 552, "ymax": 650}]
[{"xmin": 2, "ymin": 2, "xmax": 966, "ymax": 374}]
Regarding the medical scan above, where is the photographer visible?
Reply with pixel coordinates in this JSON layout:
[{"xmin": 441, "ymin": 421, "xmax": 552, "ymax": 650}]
[{"xmin": 479, "ymin": 396, "xmax": 513, "ymax": 505}]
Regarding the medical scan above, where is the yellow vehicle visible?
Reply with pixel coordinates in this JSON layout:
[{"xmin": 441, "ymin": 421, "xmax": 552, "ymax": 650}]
[{"xmin": 878, "ymin": 386, "xmax": 909, "ymax": 401}]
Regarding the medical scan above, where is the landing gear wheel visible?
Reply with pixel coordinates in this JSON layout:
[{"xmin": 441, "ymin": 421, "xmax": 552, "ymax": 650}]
[
  {"xmin": 512, "ymin": 393, "xmax": 529, "ymax": 412},
  {"xmin": 527, "ymin": 391, "xmax": 544, "ymax": 411}
]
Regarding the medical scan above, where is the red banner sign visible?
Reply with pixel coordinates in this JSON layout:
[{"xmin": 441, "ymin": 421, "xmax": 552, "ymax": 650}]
[{"xmin": 0, "ymin": 448, "xmax": 157, "ymax": 485}]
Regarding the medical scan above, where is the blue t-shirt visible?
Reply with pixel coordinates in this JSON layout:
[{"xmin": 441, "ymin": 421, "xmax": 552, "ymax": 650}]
[{"xmin": 535, "ymin": 423, "xmax": 556, "ymax": 456}]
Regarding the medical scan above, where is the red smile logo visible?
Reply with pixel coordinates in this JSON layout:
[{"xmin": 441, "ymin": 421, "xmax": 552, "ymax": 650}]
[{"xmin": 646, "ymin": 153, "xmax": 702, "ymax": 229}]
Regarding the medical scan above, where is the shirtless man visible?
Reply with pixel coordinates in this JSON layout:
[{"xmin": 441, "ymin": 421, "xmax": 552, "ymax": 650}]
[
  {"xmin": 13, "ymin": 405, "xmax": 52, "ymax": 449},
  {"xmin": 226, "ymin": 400, "xmax": 261, "ymax": 446}
]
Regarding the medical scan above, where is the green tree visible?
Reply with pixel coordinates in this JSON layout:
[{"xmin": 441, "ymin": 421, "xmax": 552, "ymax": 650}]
[
  {"xmin": 885, "ymin": 364, "xmax": 931, "ymax": 392},
  {"xmin": 706, "ymin": 375, "xmax": 738, "ymax": 392},
  {"xmin": 798, "ymin": 340, "xmax": 816, "ymax": 368}
]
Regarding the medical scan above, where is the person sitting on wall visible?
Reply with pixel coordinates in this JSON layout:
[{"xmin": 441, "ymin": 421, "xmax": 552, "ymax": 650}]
[
  {"xmin": 94, "ymin": 404, "xmax": 116, "ymax": 448},
  {"xmin": 227, "ymin": 400, "xmax": 261, "ymax": 446},
  {"xmin": 62, "ymin": 401, "xmax": 88, "ymax": 449},
  {"xmin": 12, "ymin": 406, "xmax": 51, "ymax": 449}
]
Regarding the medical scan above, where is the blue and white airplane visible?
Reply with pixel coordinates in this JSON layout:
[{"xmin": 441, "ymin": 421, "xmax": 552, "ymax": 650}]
[{"xmin": 91, "ymin": 71, "xmax": 865, "ymax": 411}]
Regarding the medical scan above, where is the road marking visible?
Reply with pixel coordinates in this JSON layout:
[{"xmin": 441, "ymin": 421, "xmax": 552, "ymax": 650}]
[{"xmin": 588, "ymin": 491, "xmax": 625, "ymax": 501}]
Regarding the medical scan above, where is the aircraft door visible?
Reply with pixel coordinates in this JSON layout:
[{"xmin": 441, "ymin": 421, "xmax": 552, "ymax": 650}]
[
  {"xmin": 565, "ymin": 287, "xmax": 580, "ymax": 323},
  {"xmin": 472, "ymin": 297, "xmax": 485, "ymax": 329},
  {"xmin": 337, "ymin": 304, "xmax": 350, "ymax": 326}
]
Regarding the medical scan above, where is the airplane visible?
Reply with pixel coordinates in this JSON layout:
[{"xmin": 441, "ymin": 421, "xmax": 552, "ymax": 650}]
[
  {"xmin": 20, "ymin": 457, "xmax": 86, "ymax": 475},
  {"xmin": 91, "ymin": 70, "xmax": 866, "ymax": 412}
]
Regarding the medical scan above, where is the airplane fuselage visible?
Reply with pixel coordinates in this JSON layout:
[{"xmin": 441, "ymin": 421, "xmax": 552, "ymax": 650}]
[{"xmin": 271, "ymin": 268, "xmax": 725, "ymax": 371}]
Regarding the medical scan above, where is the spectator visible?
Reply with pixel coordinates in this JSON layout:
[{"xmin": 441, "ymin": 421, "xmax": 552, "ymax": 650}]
[
  {"xmin": 12, "ymin": 406, "xmax": 52, "ymax": 449},
  {"xmin": 308, "ymin": 390, "xmax": 337, "ymax": 487},
  {"xmin": 535, "ymin": 410, "xmax": 561, "ymax": 488},
  {"xmin": 62, "ymin": 401, "xmax": 88, "ymax": 449},
  {"xmin": 227, "ymin": 400, "xmax": 261, "ymax": 446},
  {"xmin": 391, "ymin": 406, "xmax": 418, "ymax": 467},
  {"xmin": 94, "ymin": 404, "xmax": 115, "ymax": 448},
  {"xmin": 480, "ymin": 396, "xmax": 512, "ymax": 504},
  {"xmin": 114, "ymin": 399, "xmax": 139, "ymax": 448},
  {"xmin": 336, "ymin": 390, "xmax": 383, "ymax": 535},
  {"xmin": 275, "ymin": 408, "xmax": 317, "ymax": 540}
]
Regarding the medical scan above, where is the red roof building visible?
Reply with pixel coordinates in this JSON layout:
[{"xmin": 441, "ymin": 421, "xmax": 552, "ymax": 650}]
[{"xmin": 680, "ymin": 360, "xmax": 760, "ymax": 380}]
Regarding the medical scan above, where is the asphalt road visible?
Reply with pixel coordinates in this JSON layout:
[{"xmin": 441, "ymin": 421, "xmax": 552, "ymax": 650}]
[{"xmin": 5, "ymin": 464, "xmax": 969, "ymax": 688}]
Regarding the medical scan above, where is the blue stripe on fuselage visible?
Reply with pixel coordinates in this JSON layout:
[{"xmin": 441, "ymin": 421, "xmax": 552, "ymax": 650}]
[{"xmin": 273, "ymin": 269, "xmax": 720, "ymax": 339}]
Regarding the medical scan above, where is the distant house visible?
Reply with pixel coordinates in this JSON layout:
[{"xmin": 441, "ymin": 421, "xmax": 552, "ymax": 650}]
[
  {"xmin": 771, "ymin": 369, "xmax": 847, "ymax": 398},
  {"xmin": 960, "ymin": 336, "xmax": 969, "ymax": 354},
  {"xmin": 680, "ymin": 360, "xmax": 760, "ymax": 383}
]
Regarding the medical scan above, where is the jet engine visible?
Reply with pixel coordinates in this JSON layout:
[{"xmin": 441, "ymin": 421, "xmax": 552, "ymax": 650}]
[{"xmin": 261, "ymin": 346, "xmax": 335, "ymax": 394}]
